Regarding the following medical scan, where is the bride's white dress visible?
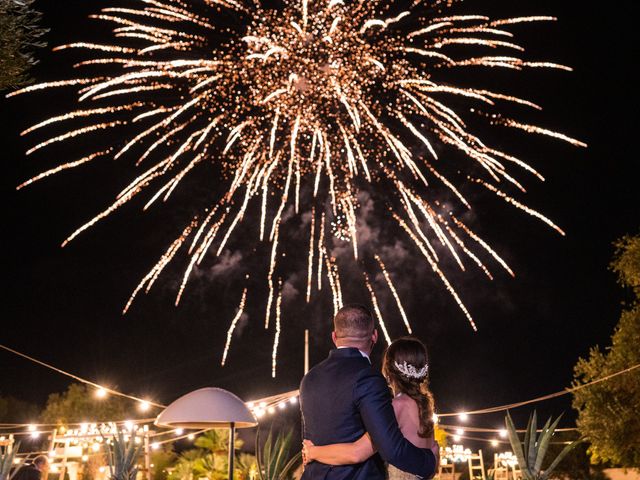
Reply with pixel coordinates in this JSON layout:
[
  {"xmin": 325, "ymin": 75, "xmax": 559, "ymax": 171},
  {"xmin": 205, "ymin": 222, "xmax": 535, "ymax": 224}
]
[{"xmin": 388, "ymin": 464, "xmax": 420, "ymax": 479}]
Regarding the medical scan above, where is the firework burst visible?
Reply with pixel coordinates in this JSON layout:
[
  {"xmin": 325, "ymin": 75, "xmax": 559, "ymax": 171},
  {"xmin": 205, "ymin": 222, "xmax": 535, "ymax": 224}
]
[{"xmin": 10, "ymin": 0, "xmax": 585, "ymax": 376}]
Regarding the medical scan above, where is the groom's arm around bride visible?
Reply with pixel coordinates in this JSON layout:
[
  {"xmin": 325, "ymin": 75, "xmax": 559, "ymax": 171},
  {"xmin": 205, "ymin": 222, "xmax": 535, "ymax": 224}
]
[{"xmin": 300, "ymin": 305, "xmax": 437, "ymax": 480}]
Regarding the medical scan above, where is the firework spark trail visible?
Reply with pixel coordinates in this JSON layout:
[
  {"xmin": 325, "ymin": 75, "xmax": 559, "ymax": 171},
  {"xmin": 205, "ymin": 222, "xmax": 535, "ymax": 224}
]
[
  {"xmin": 364, "ymin": 272, "xmax": 391, "ymax": 346},
  {"xmin": 272, "ymin": 279, "xmax": 283, "ymax": 378},
  {"xmin": 306, "ymin": 207, "xmax": 315, "ymax": 303},
  {"xmin": 221, "ymin": 286, "xmax": 248, "ymax": 366},
  {"xmin": 374, "ymin": 254, "xmax": 412, "ymax": 334},
  {"xmin": 11, "ymin": 0, "xmax": 585, "ymax": 373}
]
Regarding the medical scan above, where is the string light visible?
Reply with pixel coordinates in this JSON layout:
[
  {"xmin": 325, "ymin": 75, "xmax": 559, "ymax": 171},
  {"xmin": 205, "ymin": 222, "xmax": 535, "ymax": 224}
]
[
  {"xmin": 175, "ymin": 429, "xmax": 184, "ymax": 436},
  {"xmin": 491, "ymin": 440, "xmax": 499, "ymax": 447},
  {"xmin": 95, "ymin": 388, "xmax": 108, "ymax": 399},
  {"xmin": 458, "ymin": 413, "xmax": 469, "ymax": 422},
  {"xmin": 139, "ymin": 401, "xmax": 151, "ymax": 412},
  {"xmin": 499, "ymin": 429, "xmax": 508, "ymax": 438},
  {"xmin": 456, "ymin": 428, "xmax": 465, "ymax": 435}
]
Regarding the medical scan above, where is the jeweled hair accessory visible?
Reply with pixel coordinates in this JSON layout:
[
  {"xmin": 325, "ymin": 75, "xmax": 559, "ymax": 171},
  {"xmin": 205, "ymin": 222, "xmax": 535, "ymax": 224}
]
[{"xmin": 394, "ymin": 360, "xmax": 428, "ymax": 379}]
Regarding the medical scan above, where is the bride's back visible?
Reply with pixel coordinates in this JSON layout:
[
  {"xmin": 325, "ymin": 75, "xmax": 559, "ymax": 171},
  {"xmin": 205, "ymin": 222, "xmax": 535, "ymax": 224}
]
[{"xmin": 392, "ymin": 394, "xmax": 433, "ymax": 449}]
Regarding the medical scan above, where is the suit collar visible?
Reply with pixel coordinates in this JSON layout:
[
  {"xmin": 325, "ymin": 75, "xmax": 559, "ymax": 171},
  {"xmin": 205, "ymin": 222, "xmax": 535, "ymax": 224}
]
[{"xmin": 330, "ymin": 347, "xmax": 371, "ymax": 363}]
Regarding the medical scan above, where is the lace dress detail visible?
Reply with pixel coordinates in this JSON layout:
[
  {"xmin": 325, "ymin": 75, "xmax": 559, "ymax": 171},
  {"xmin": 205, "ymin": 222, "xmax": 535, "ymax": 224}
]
[{"xmin": 388, "ymin": 464, "xmax": 420, "ymax": 480}]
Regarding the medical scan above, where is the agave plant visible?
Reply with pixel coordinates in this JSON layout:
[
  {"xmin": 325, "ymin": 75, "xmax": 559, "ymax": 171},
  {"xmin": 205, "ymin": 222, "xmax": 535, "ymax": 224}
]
[
  {"xmin": 255, "ymin": 430, "xmax": 301, "ymax": 480},
  {"xmin": 106, "ymin": 430, "xmax": 143, "ymax": 480},
  {"xmin": 0, "ymin": 442, "xmax": 22, "ymax": 480},
  {"xmin": 505, "ymin": 411, "xmax": 582, "ymax": 480}
]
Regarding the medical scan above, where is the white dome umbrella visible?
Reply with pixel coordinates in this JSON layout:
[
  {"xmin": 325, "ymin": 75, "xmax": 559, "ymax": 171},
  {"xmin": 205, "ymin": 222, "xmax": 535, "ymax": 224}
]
[{"xmin": 155, "ymin": 387, "xmax": 258, "ymax": 479}]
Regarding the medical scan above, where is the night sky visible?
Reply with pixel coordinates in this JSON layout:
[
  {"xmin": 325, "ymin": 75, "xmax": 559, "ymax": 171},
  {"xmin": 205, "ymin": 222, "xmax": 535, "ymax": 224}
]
[{"xmin": 1, "ymin": 0, "xmax": 638, "ymax": 441}]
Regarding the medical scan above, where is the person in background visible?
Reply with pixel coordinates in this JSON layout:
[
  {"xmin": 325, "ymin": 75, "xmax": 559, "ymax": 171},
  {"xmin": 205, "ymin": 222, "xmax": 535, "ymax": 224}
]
[{"xmin": 14, "ymin": 455, "xmax": 48, "ymax": 480}]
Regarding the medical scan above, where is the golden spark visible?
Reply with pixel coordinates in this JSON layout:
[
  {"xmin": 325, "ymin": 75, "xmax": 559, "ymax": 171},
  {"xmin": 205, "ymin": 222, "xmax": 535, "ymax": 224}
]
[{"xmin": 12, "ymin": 0, "xmax": 585, "ymax": 373}]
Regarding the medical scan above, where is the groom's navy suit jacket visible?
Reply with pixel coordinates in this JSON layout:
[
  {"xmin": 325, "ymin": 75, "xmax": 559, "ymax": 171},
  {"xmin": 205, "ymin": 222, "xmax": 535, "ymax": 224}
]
[{"xmin": 300, "ymin": 347, "xmax": 436, "ymax": 480}]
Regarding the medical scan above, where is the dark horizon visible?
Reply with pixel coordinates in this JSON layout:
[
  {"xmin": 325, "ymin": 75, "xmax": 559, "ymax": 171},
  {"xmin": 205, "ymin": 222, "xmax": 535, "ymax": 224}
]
[{"xmin": 1, "ymin": 0, "xmax": 638, "ymax": 447}]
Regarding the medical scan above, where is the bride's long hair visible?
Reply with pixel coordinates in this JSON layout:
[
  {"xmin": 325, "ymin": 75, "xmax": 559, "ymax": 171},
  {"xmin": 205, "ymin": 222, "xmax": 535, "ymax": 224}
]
[{"xmin": 382, "ymin": 336, "xmax": 435, "ymax": 438}]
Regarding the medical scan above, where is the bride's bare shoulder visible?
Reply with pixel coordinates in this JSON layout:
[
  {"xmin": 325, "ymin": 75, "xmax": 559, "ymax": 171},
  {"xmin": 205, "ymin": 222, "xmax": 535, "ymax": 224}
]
[{"xmin": 392, "ymin": 393, "xmax": 418, "ymax": 414}]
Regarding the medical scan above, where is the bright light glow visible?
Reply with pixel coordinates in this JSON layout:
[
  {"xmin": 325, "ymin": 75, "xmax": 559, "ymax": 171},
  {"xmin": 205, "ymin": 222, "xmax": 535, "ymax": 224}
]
[
  {"xmin": 95, "ymin": 388, "xmax": 108, "ymax": 399},
  {"xmin": 456, "ymin": 428, "xmax": 465, "ymax": 435},
  {"xmin": 48, "ymin": 451, "xmax": 56, "ymax": 458},
  {"xmin": 453, "ymin": 435, "xmax": 461, "ymax": 442},
  {"xmin": 99, "ymin": 467, "xmax": 106, "ymax": 473},
  {"xmin": 499, "ymin": 429, "xmax": 508, "ymax": 438},
  {"xmin": 432, "ymin": 414, "xmax": 439, "ymax": 424},
  {"xmin": 255, "ymin": 409, "xmax": 265, "ymax": 418},
  {"xmin": 139, "ymin": 401, "xmax": 151, "ymax": 412},
  {"xmin": 175, "ymin": 429, "xmax": 184, "ymax": 436},
  {"xmin": 458, "ymin": 413, "xmax": 468, "ymax": 422},
  {"xmin": 247, "ymin": 402, "xmax": 255, "ymax": 409},
  {"xmin": 27, "ymin": 424, "xmax": 36, "ymax": 432},
  {"xmin": 30, "ymin": 431, "xmax": 40, "ymax": 439},
  {"xmin": 267, "ymin": 406, "xmax": 275, "ymax": 414},
  {"xmin": 187, "ymin": 434, "xmax": 195, "ymax": 440},
  {"xmin": 50, "ymin": 466, "xmax": 58, "ymax": 473},
  {"xmin": 289, "ymin": 396, "xmax": 298, "ymax": 405},
  {"xmin": 91, "ymin": 443, "xmax": 100, "ymax": 452},
  {"xmin": 259, "ymin": 402, "xmax": 267, "ymax": 408},
  {"xmin": 124, "ymin": 421, "xmax": 134, "ymax": 431},
  {"xmin": 491, "ymin": 440, "xmax": 499, "ymax": 447},
  {"xmin": 151, "ymin": 443, "xmax": 160, "ymax": 450},
  {"xmin": 13, "ymin": 459, "xmax": 21, "ymax": 465},
  {"xmin": 278, "ymin": 402, "xmax": 286, "ymax": 410},
  {"xmin": 82, "ymin": 455, "xmax": 89, "ymax": 462}
]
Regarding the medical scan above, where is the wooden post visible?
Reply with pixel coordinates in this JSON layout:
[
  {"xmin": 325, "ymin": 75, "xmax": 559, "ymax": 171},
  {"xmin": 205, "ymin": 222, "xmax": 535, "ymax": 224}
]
[
  {"xmin": 59, "ymin": 439, "xmax": 69, "ymax": 480},
  {"xmin": 228, "ymin": 423, "xmax": 235, "ymax": 480},
  {"xmin": 304, "ymin": 329, "xmax": 309, "ymax": 374},
  {"xmin": 143, "ymin": 433, "xmax": 151, "ymax": 480},
  {"xmin": 44, "ymin": 429, "xmax": 57, "ymax": 480}
]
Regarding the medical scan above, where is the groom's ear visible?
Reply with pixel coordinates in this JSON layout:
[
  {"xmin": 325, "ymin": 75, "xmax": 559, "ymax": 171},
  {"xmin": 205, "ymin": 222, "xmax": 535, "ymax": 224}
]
[
  {"xmin": 331, "ymin": 331, "xmax": 338, "ymax": 346},
  {"xmin": 372, "ymin": 329, "xmax": 379, "ymax": 344}
]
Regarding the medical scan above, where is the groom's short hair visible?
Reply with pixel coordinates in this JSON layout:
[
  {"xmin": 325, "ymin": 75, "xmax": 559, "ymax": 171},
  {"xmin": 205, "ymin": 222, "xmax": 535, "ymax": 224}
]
[{"xmin": 334, "ymin": 304, "xmax": 374, "ymax": 339}]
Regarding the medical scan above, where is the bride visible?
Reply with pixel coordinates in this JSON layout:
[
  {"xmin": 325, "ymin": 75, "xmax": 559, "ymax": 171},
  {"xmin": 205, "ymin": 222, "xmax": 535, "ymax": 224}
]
[{"xmin": 303, "ymin": 336, "xmax": 439, "ymax": 479}]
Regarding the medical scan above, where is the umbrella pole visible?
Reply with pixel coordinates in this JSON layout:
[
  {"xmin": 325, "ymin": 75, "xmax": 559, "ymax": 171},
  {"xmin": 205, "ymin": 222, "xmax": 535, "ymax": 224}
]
[{"xmin": 228, "ymin": 422, "xmax": 236, "ymax": 480}]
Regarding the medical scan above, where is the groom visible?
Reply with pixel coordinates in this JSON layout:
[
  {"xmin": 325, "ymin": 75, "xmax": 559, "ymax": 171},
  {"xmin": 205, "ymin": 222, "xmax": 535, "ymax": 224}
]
[{"xmin": 300, "ymin": 304, "xmax": 438, "ymax": 479}]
